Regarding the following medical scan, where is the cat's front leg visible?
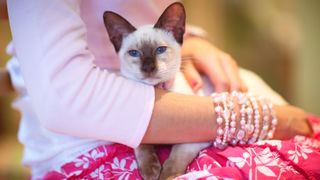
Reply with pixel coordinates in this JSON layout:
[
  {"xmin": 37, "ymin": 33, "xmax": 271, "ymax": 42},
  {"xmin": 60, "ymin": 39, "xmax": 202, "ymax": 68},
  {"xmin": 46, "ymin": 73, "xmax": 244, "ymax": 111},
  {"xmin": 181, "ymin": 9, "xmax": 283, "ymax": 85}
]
[
  {"xmin": 159, "ymin": 142, "xmax": 210, "ymax": 180},
  {"xmin": 135, "ymin": 144, "xmax": 161, "ymax": 180}
]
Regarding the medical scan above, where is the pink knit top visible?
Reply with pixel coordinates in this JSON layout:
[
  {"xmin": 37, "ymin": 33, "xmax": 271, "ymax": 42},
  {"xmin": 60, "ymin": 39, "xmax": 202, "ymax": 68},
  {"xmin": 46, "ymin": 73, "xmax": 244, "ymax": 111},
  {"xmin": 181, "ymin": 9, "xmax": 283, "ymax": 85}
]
[{"xmin": 6, "ymin": 0, "xmax": 175, "ymax": 177}]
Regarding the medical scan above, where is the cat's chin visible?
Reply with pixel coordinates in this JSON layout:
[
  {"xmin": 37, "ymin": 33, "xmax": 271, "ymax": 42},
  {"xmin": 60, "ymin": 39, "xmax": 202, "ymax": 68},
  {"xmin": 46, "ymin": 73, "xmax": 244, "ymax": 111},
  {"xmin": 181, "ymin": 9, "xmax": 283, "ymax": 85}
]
[
  {"xmin": 155, "ymin": 82, "xmax": 167, "ymax": 90},
  {"xmin": 155, "ymin": 79, "xmax": 174, "ymax": 90}
]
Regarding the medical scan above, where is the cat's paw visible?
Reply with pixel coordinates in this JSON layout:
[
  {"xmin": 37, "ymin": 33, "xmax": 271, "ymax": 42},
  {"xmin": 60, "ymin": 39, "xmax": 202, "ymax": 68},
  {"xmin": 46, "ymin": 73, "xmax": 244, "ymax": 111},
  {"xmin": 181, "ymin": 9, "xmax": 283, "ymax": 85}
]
[
  {"xmin": 159, "ymin": 174, "xmax": 181, "ymax": 180},
  {"xmin": 135, "ymin": 145, "xmax": 162, "ymax": 180},
  {"xmin": 138, "ymin": 157, "xmax": 161, "ymax": 180},
  {"xmin": 159, "ymin": 160, "xmax": 184, "ymax": 180}
]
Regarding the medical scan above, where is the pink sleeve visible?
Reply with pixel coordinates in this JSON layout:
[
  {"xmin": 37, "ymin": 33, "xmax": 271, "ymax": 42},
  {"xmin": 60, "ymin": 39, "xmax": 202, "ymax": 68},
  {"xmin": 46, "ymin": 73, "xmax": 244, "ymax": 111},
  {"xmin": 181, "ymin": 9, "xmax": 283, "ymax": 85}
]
[{"xmin": 7, "ymin": 0, "xmax": 155, "ymax": 148}]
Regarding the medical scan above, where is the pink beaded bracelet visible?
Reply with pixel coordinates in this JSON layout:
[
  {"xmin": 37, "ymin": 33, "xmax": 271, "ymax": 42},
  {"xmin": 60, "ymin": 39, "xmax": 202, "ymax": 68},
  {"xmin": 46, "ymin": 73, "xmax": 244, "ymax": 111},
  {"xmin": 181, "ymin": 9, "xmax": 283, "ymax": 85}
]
[
  {"xmin": 267, "ymin": 102, "xmax": 278, "ymax": 139},
  {"xmin": 236, "ymin": 92, "xmax": 249, "ymax": 145},
  {"xmin": 248, "ymin": 95, "xmax": 260, "ymax": 144},
  {"xmin": 212, "ymin": 91, "xmax": 277, "ymax": 149},
  {"xmin": 258, "ymin": 97, "xmax": 270, "ymax": 141},
  {"xmin": 212, "ymin": 93, "xmax": 225, "ymax": 149}
]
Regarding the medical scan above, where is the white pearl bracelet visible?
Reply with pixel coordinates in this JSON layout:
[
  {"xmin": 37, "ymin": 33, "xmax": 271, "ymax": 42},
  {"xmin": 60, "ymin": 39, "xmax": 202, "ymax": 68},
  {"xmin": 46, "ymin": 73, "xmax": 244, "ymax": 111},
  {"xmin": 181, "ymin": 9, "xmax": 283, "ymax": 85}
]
[{"xmin": 211, "ymin": 92, "xmax": 278, "ymax": 149}]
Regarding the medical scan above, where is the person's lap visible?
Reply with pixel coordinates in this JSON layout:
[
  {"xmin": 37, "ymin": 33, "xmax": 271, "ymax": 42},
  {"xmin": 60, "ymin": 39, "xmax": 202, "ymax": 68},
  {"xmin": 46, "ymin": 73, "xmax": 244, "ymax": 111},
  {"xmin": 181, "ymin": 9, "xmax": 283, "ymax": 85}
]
[{"xmin": 43, "ymin": 70, "xmax": 320, "ymax": 179}]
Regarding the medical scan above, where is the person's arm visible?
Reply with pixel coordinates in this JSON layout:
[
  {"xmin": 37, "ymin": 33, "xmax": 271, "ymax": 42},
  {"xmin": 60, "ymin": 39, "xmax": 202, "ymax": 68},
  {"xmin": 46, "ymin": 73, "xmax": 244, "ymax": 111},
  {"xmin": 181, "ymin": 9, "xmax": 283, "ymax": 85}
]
[
  {"xmin": 0, "ymin": 68, "xmax": 13, "ymax": 95},
  {"xmin": 8, "ymin": 0, "xmax": 157, "ymax": 148},
  {"xmin": 142, "ymin": 89, "xmax": 216, "ymax": 144},
  {"xmin": 142, "ymin": 89, "xmax": 312, "ymax": 144}
]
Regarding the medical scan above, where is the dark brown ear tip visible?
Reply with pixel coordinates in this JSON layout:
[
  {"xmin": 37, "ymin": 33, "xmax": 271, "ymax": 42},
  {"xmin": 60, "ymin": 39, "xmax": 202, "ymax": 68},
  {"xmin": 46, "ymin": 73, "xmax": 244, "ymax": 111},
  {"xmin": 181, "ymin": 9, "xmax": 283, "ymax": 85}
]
[
  {"xmin": 103, "ymin": 11, "xmax": 115, "ymax": 19},
  {"xmin": 170, "ymin": 2, "xmax": 184, "ymax": 7},
  {"xmin": 103, "ymin": 11, "xmax": 125, "ymax": 21},
  {"xmin": 165, "ymin": 2, "xmax": 186, "ymax": 21},
  {"xmin": 169, "ymin": 2, "xmax": 185, "ymax": 11}
]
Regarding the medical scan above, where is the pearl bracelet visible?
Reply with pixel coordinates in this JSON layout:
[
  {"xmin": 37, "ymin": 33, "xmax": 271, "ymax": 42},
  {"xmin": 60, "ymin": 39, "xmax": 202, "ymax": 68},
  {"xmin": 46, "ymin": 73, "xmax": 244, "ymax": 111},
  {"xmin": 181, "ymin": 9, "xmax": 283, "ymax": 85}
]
[
  {"xmin": 212, "ymin": 92, "xmax": 234, "ymax": 149},
  {"xmin": 248, "ymin": 95, "xmax": 260, "ymax": 144},
  {"xmin": 212, "ymin": 92, "xmax": 277, "ymax": 149},
  {"xmin": 258, "ymin": 97, "xmax": 270, "ymax": 141},
  {"xmin": 267, "ymin": 102, "xmax": 278, "ymax": 139},
  {"xmin": 235, "ymin": 92, "xmax": 249, "ymax": 145}
]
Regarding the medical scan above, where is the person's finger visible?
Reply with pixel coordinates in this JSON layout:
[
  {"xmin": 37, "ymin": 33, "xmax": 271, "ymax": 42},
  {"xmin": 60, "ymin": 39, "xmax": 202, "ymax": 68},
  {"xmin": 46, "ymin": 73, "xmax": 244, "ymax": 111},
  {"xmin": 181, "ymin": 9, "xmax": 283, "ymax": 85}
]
[
  {"xmin": 197, "ymin": 55, "xmax": 231, "ymax": 92},
  {"xmin": 181, "ymin": 61, "xmax": 203, "ymax": 92},
  {"xmin": 241, "ymin": 82, "xmax": 248, "ymax": 92},
  {"xmin": 219, "ymin": 54, "xmax": 247, "ymax": 92}
]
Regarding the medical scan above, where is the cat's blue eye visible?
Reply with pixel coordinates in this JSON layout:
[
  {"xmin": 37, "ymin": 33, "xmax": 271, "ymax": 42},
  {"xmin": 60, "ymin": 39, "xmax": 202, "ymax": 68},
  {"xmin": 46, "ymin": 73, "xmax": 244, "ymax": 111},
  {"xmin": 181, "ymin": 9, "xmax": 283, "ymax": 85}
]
[
  {"xmin": 128, "ymin": 50, "xmax": 141, "ymax": 57},
  {"xmin": 155, "ymin": 46, "xmax": 167, "ymax": 55}
]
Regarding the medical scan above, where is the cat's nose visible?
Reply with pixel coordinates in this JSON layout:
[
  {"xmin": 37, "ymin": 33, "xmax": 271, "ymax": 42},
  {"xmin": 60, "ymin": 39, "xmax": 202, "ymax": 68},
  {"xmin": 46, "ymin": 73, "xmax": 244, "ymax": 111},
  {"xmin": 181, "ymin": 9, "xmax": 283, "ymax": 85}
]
[
  {"xmin": 141, "ymin": 60, "xmax": 157, "ymax": 75},
  {"xmin": 142, "ymin": 63, "xmax": 156, "ymax": 73}
]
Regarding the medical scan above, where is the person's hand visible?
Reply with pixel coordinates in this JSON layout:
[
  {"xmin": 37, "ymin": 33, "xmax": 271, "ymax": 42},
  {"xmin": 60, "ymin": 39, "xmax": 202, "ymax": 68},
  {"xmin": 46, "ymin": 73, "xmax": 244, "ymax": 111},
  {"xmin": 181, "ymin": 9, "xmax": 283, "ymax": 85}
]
[
  {"xmin": 181, "ymin": 37, "xmax": 247, "ymax": 93},
  {"xmin": 273, "ymin": 105, "xmax": 313, "ymax": 140}
]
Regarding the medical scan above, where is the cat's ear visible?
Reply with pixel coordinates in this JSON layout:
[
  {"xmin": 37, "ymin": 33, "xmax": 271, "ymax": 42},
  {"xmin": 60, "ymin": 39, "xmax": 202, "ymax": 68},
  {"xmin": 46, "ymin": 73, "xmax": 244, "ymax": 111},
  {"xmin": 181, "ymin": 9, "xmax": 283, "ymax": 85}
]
[
  {"xmin": 154, "ymin": 2, "xmax": 186, "ymax": 44},
  {"xmin": 103, "ymin": 11, "xmax": 136, "ymax": 52}
]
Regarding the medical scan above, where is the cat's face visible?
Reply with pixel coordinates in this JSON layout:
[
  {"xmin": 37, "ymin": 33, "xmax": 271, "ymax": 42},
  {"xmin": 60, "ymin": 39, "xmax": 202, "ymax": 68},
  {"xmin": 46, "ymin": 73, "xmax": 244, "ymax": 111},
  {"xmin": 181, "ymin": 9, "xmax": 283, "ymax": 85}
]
[
  {"xmin": 103, "ymin": 2, "xmax": 185, "ymax": 86},
  {"xmin": 118, "ymin": 25, "xmax": 181, "ymax": 85}
]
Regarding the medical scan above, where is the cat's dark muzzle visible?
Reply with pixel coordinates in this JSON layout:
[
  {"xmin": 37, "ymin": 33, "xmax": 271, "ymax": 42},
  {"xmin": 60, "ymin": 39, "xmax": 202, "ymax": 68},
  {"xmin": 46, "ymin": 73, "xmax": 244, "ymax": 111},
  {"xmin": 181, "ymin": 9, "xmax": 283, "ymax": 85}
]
[{"xmin": 141, "ymin": 58, "xmax": 157, "ymax": 75}]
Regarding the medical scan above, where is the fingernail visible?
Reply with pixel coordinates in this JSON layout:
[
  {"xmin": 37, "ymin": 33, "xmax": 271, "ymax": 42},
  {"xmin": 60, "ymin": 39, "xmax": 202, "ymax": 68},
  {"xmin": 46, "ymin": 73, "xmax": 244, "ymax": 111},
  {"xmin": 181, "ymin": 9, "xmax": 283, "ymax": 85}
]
[
  {"xmin": 191, "ymin": 81, "xmax": 202, "ymax": 92},
  {"xmin": 241, "ymin": 85, "xmax": 248, "ymax": 92},
  {"xmin": 191, "ymin": 80, "xmax": 198, "ymax": 88}
]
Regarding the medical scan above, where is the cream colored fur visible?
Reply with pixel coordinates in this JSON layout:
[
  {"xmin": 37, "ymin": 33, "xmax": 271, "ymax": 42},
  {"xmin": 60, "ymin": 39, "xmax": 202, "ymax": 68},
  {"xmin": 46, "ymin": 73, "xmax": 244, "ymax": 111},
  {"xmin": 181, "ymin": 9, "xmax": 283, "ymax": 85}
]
[{"xmin": 118, "ymin": 25, "xmax": 181, "ymax": 85}]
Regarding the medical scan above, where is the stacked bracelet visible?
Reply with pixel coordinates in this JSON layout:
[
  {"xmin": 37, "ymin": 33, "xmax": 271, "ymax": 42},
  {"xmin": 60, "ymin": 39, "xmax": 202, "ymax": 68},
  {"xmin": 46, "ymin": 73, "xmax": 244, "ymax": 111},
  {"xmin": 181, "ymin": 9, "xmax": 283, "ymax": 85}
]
[
  {"xmin": 258, "ymin": 97, "xmax": 269, "ymax": 141},
  {"xmin": 212, "ymin": 93, "xmax": 225, "ymax": 149},
  {"xmin": 248, "ymin": 95, "xmax": 260, "ymax": 144},
  {"xmin": 221, "ymin": 92, "xmax": 230, "ymax": 149},
  {"xmin": 212, "ymin": 91, "xmax": 278, "ymax": 149},
  {"xmin": 267, "ymin": 102, "xmax": 278, "ymax": 139}
]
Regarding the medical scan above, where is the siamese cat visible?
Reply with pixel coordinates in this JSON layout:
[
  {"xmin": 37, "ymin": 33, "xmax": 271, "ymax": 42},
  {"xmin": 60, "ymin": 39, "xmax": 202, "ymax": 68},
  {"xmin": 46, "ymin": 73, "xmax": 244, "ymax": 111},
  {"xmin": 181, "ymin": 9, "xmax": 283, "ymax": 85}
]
[{"xmin": 103, "ymin": 2, "xmax": 210, "ymax": 180}]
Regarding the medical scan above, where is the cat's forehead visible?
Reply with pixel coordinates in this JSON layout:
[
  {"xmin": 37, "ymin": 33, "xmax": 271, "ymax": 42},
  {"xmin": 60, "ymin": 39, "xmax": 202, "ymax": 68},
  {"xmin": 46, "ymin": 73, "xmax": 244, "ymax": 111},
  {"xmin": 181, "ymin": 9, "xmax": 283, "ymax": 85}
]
[{"xmin": 122, "ymin": 25, "xmax": 177, "ymax": 49}]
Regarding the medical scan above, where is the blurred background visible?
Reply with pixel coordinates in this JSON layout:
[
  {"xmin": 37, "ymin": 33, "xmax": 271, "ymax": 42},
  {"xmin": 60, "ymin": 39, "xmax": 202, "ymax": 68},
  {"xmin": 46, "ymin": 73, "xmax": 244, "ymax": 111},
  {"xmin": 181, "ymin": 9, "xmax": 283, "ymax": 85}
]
[{"xmin": 0, "ymin": 0, "xmax": 319, "ymax": 178}]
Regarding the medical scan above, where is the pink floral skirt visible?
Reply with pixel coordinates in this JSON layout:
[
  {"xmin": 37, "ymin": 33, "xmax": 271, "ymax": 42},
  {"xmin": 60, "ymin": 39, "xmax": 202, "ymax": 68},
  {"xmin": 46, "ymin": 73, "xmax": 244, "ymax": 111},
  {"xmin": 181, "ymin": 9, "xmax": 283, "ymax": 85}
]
[{"xmin": 44, "ymin": 115, "xmax": 320, "ymax": 180}]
